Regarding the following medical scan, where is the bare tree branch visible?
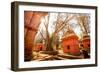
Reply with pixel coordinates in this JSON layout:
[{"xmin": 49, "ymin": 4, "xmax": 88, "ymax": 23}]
[
  {"xmin": 76, "ymin": 15, "xmax": 89, "ymax": 34},
  {"xmin": 55, "ymin": 14, "xmax": 76, "ymax": 34},
  {"xmin": 39, "ymin": 30, "xmax": 46, "ymax": 41}
]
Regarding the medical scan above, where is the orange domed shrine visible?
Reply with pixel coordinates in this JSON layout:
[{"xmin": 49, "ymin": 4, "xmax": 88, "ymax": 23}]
[
  {"xmin": 81, "ymin": 35, "xmax": 90, "ymax": 52},
  {"xmin": 33, "ymin": 43, "xmax": 46, "ymax": 51},
  {"xmin": 61, "ymin": 30, "xmax": 80, "ymax": 56}
]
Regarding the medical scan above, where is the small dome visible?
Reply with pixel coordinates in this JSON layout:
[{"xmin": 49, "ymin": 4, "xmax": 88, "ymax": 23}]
[
  {"xmin": 82, "ymin": 34, "xmax": 90, "ymax": 41},
  {"xmin": 62, "ymin": 29, "xmax": 78, "ymax": 40}
]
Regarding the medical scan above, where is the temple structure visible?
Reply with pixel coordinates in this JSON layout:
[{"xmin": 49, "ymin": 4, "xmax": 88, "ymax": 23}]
[{"xmin": 61, "ymin": 30, "xmax": 80, "ymax": 56}]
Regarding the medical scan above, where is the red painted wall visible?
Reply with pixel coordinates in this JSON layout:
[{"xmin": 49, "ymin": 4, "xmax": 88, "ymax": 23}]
[
  {"xmin": 62, "ymin": 35, "xmax": 80, "ymax": 55},
  {"xmin": 82, "ymin": 38, "xmax": 90, "ymax": 51},
  {"xmin": 33, "ymin": 43, "xmax": 45, "ymax": 51}
]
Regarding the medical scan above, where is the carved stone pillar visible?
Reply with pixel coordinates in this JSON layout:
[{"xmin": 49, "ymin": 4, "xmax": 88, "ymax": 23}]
[{"xmin": 24, "ymin": 11, "xmax": 47, "ymax": 61}]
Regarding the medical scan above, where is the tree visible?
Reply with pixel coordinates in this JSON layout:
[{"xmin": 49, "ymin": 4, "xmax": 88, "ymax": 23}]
[
  {"xmin": 35, "ymin": 13, "xmax": 76, "ymax": 52},
  {"xmin": 76, "ymin": 14, "xmax": 90, "ymax": 35}
]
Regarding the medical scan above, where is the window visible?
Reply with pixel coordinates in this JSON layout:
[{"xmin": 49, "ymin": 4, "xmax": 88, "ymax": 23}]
[{"xmin": 67, "ymin": 45, "xmax": 70, "ymax": 50}]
